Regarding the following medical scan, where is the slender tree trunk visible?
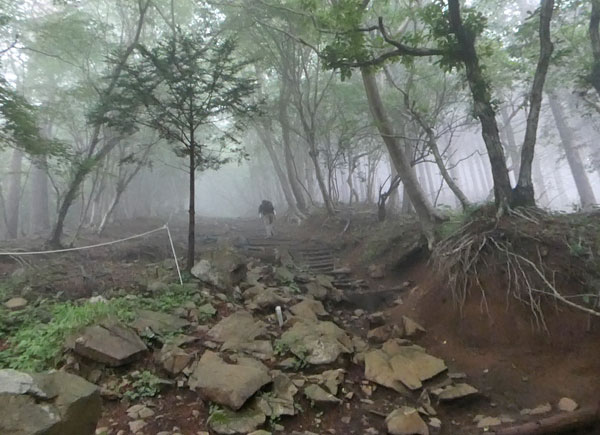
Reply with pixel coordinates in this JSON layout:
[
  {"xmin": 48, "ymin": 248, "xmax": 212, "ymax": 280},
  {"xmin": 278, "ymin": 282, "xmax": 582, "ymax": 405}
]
[
  {"xmin": 6, "ymin": 149, "xmax": 23, "ymax": 239},
  {"xmin": 278, "ymin": 85, "xmax": 308, "ymax": 213},
  {"xmin": 48, "ymin": 0, "xmax": 150, "ymax": 247},
  {"xmin": 589, "ymin": 0, "xmax": 600, "ymax": 97},
  {"xmin": 548, "ymin": 94, "xmax": 597, "ymax": 209},
  {"xmin": 513, "ymin": 0, "xmax": 554, "ymax": 206},
  {"xmin": 187, "ymin": 140, "xmax": 196, "ymax": 271},
  {"xmin": 500, "ymin": 107, "xmax": 522, "ymax": 178},
  {"xmin": 30, "ymin": 155, "xmax": 50, "ymax": 234},
  {"xmin": 257, "ymin": 125, "xmax": 305, "ymax": 219},
  {"xmin": 533, "ymin": 156, "xmax": 548, "ymax": 207},
  {"xmin": 361, "ymin": 68, "xmax": 444, "ymax": 241},
  {"xmin": 447, "ymin": 0, "xmax": 513, "ymax": 211},
  {"xmin": 388, "ymin": 161, "xmax": 399, "ymax": 211},
  {"xmin": 308, "ymin": 146, "xmax": 335, "ymax": 214}
]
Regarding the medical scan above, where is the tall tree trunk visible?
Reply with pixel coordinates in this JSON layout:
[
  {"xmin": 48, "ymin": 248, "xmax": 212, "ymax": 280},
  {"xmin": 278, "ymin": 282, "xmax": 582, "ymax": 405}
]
[
  {"xmin": 48, "ymin": 0, "xmax": 150, "ymax": 247},
  {"xmin": 513, "ymin": 0, "xmax": 554, "ymax": 206},
  {"xmin": 388, "ymin": 161, "xmax": 399, "ymax": 211},
  {"xmin": 532, "ymin": 156, "xmax": 548, "ymax": 207},
  {"xmin": 30, "ymin": 155, "xmax": 50, "ymax": 234},
  {"xmin": 187, "ymin": 140, "xmax": 196, "ymax": 271},
  {"xmin": 548, "ymin": 94, "xmax": 597, "ymax": 209},
  {"xmin": 447, "ymin": 0, "xmax": 513, "ymax": 211},
  {"xmin": 500, "ymin": 107, "xmax": 522, "ymax": 178},
  {"xmin": 6, "ymin": 149, "xmax": 23, "ymax": 239},
  {"xmin": 361, "ymin": 68, "xmax": 444, "ymax": 242},
  {"xmin": 257, "ymin": 125, "xmax": 305, "ymax": 219},
  {"xmin": 278, "ymin": 85, "xmax": 308, "ymax": 213},
  {"xmin": 589, "ymin": 0, "xmax": 600, "ymax": 97},
  {"xmin": 308, "ymin": 146, "xmax": 335, "ymax": 214}
]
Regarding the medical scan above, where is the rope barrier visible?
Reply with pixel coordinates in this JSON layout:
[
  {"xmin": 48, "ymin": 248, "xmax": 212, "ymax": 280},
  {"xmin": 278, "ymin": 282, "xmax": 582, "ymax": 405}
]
[{"xmin": 0, "ymin": 224, "xmax": 184, "ymax": 285}]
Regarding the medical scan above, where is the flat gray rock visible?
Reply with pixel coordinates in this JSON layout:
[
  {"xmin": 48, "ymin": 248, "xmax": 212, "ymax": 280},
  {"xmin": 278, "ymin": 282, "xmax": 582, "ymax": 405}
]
[
  {"xmin": 130, "ymin": 309, "xmax": 189, "ymax": 335},
  {"xmin": 74, "ymin": 322, "xmax": 147, "ymax": 367},
  {"xmin": 386, "ymin": 407, "xmax": 429, "ymax": 435},
  {"xmin": 189, "ymin": 351, "xmax": 271, "ymax": 410},
  {"xmin": 279, "ymin": 319, "xmax": 352, "ymax": 365}
]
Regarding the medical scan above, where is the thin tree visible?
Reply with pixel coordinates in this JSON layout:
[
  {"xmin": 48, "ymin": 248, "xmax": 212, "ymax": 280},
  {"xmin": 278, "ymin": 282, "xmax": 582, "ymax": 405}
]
[{"xmin": 105, "ymin": 29, "xmax": 257, "ymax": 270}]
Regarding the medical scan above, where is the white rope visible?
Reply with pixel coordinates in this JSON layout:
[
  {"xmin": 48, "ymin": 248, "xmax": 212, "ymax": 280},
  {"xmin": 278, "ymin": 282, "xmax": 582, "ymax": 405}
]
[
  {"xmin": 0, "ymin": 226, "xmax": 168, "ymax": 255},
  {"xmin": 0, "ymin": 224, "xmax": 185, "ymax": 286}
]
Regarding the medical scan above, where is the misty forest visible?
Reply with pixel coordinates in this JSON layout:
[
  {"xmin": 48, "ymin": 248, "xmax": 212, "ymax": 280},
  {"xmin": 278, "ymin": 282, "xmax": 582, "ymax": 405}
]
[{"xmin": 2, "ymin": 0, "xmax": 600, "ymax": 434}]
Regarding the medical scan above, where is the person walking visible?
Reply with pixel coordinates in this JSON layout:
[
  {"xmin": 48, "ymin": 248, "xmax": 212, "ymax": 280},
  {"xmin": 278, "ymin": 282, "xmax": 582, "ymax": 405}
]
[{"xmin": 258, "ymin": 199, "xmax": 276, "ymax": 238}]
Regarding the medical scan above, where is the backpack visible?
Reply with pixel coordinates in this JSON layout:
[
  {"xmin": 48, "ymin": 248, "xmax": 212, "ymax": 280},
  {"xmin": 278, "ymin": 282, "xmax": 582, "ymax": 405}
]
[{"xmin": 260, "ymin": 200, "xmax": 274, "ymax": 215}]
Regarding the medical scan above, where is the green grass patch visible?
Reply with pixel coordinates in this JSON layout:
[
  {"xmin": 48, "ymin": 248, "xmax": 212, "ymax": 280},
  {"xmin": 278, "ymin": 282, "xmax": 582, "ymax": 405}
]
[{"xmin": 0, "ymin": 283, "xmax": 201, "ymax": 371}]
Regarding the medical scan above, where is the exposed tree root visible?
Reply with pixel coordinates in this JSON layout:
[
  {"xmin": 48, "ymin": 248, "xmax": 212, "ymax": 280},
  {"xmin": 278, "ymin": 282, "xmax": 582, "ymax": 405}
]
[{"xmin": 432, "ymin": 207, "xmax": 600, "ymax": 330}]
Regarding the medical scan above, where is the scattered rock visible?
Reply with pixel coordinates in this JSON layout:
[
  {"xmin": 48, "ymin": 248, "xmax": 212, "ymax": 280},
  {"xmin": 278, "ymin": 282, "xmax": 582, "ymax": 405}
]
[
  {"xmin": 256, "ymin": 373, "xmax": 298, "ymax": 418},
  {"xmin": 279, "ymin": 319, "xmax": 353, "ymax": 365},
  {"xmin": 320, "ymin": 369, "xmax": 345, "ymax": 395},
  {"xmin": 221, "ymin": 339, "xmax": 274, "ymax": 361},
  {"xmin": 476, "ymin": 417, "xmax": 501, "ymax": 429},
  {"xmin": 304, "ymin": 384, "xmax": 341, "ymax": 405},
  {"xmin": 0, "ymin": 369, "xmax": 101, "ymax": 435},
  {"xmin": 367, "ymin": 325, "xmax": 400, "ymax": 344},
  {"xmin": 191, "ymin": 245, "xmax": 247, "ymax": 290},
  {"xmin": 365, "ymin": 343, "xmax": 447, "ymax": 392},
  {"xmin": 244, "ymin": 285, "xmax": 291, "ymax": 311},
  {"xmin": 368, "ymin": 265, "xmax": 385, "ymax": 279},
  {"xmin": 367, "ymin": 312, "xmax": 386, "ymax": 328},
  {"xmin": 4, "ymin": 297, "xmax": 27, "ymax": 310},
  {"xmin": 128, "ymin": 419, "xmax": 147, "ymax": 433},
  {"xmin": 208, "ymin": 311, "xmax": 267, "ymax": 345},
  {"xmin": 188, "ymin": 351, "xmax": 271, "ymax": 410},
  {"xmin": 521, "ymin": 403, "xmax": 552, "ymax": 416},
  {"xmin": 428, "ymin": 417, "xmax": 441, "ymax": 429},
  {"xmin": 386, "ymin": 407, "xmax": 429, "ymax": 435},
  {"xmin": 290, "ymin": 299, "xmax": 328, "ymax": 321},
  {"xmin": 432, "ymin": 383, "xmax": 478, "ymax": 401},
  {"xmin": 558, "ymin": 397, "xmax": 578, "ymax": 412},
  {"xmin": 127, "ymin": 404, "xmax": 155, "ymax": 419},
  {"xmin": 158, "ymin": 344, "xmax": 193, "ymax": 376},
  {"xmin": 73, "ymin": 322, "xmax": 147, "ymax": 367},
  {"xmin": 130, "ymin": 309, "xmax": 190, "ymax": 336},
  {"xmin": 208, "ymin": 405, "xmax": 266, "ymax": 435},
  {"xmin": 402, "ymin": 316, "xmax": 426, "ymax": 337}
]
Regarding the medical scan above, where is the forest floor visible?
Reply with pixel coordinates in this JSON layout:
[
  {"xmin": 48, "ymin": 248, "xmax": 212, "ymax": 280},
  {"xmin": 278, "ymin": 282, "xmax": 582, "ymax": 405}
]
[{"xmin": 1, "ymin": 209, "xmax": 599, "ymax": 435}]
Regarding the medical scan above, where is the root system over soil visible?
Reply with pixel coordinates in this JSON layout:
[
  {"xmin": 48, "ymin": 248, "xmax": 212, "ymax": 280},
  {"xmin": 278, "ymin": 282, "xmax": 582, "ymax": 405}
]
[{"xmin": 432, "ymin": 207, "xmax": 600, "ymax": 331}]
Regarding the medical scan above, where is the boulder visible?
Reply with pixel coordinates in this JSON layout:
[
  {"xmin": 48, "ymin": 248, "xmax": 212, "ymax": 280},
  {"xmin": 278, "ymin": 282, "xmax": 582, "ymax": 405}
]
[
  {"xmin": 364, "ymin": 350, "xmax": 410, "ymax": 394},
  {"xmin": 386, "ymin": 407, "xmax": 429, "ymax": 435},
  {"xmin": 191, "ymin": 244, "xmax": 247, "ymax": 290},
  {"xmin": 0, "ymin": 369, "xmax": 101, "ymax": 435},
  {"xmin": 73, "ymin": 322, "xmax": 147, "ymax": 366},
  {"xmin": 304, "ymin": 384, "xmax": 341, "ymax": 405},
  {"xmin": 208, "ymin": 311, "xmax": 267, "ymax": 345},
  {"xmin": 279, "ymin": 319, "xmax": 353, "ymax": 365},
  {"xmin": 476, "ymin": 416, "xmax": 502, "ymax": 429},
  {"xmin": 4, "ymin": 297, "xmax": 28, "ymax": 310},
  {"xmin": 158, "ymin": 344, "xmax": 193, "ymax": 376},
  {"xmin": 188, "ymin": 351, "xmax": 271, "ymax": 410},
  {"xmin": 244, "ymin": 286, "xmax": 291, "ymax": 311},
  {"xmin": 208, "ymin": 405, "xmax": 266, "ymax": 435},
  {"xmin": 365, "ymin": 343, "xmax": 446, "ymax": 393},
  {"xmin": 289, "ymin": 299, "xmax": 328, "ymax": 321},
  {"xmin": 130, "ymin": 309, "xmax": 190, "ymax": 336}
]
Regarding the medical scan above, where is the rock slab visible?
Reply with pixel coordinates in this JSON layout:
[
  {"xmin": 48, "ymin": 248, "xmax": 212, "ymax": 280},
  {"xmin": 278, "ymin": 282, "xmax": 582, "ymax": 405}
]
[
  {"xmin": 188, "ymin": 350, "xmax": 271, "ymax": 410},
  {"xmin": 74, "ymin": 322, "xmax": 147, "ymax": 366},
  {"xmin": 0, "ymin": 369, "xmax": 101, "ymax": 435}
]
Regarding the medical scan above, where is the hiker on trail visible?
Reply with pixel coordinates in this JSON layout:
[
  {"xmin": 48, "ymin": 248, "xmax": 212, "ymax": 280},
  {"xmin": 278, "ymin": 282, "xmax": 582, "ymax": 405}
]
[{"xmin": 258, "ymin": 199, "xmax": 276, "ymax": 238}]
